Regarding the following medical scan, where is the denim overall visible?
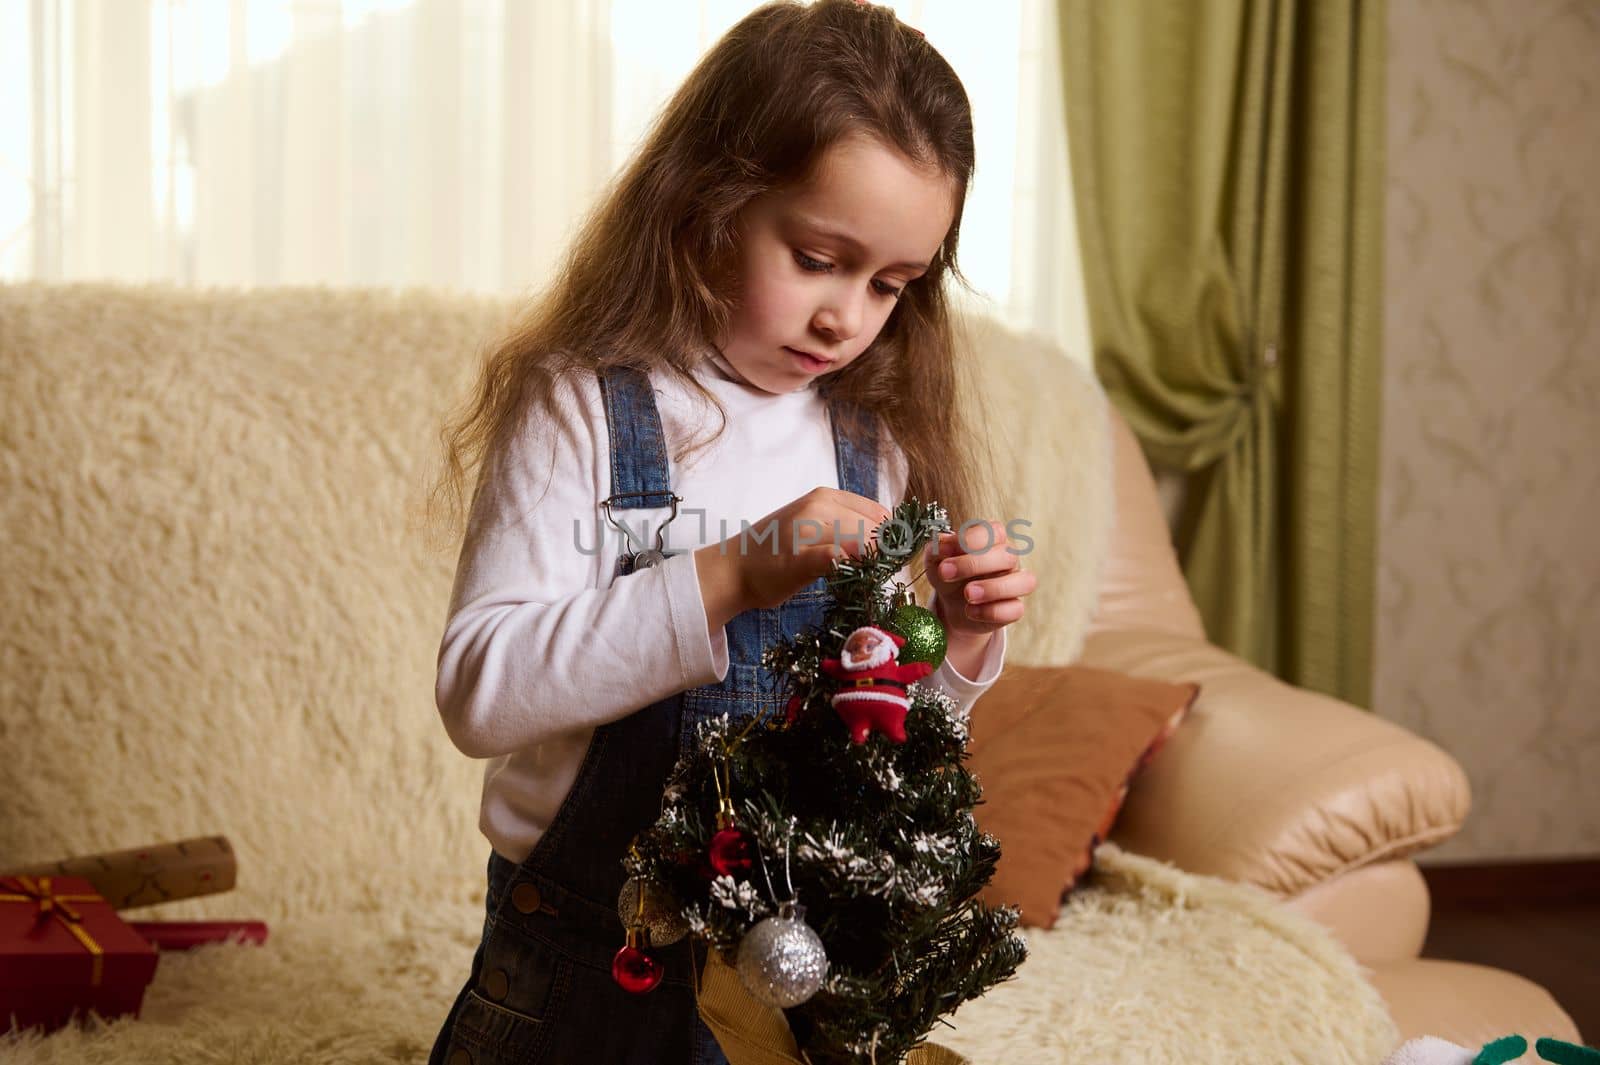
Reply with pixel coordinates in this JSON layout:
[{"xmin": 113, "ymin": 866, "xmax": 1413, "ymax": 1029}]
[{"xmin": 428, "ymin": 366, "xmax": 879, "ymax": 1065}]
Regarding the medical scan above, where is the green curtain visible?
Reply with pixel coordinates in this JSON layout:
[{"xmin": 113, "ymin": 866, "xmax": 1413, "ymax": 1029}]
[{"xmin": 1058, "ymin": 0, "xmax": 1385, "ymax": 708}]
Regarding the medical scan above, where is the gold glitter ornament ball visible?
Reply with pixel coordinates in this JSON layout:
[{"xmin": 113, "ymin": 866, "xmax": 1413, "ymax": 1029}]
[
  {"xmin": 617, "ymin": 876, "xmax": 690, "ymax": 947},
  {"xmin": 734, "ymin": 900, "xmax": 828, "ymax": 1008},
  {"xmin": 889, "ymin": 603, "xmax": 947, "ymax": 669}
]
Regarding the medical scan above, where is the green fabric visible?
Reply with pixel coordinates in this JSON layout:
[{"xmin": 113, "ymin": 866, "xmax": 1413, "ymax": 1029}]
[
  {"xmin": 1534, "ymin": 1037, "xmax": 1600, "ymax": 1065},
  {"xmin": 1475, "ymin": 1036, "xmax": 1531, "ymax": 1065},
  {"xmin": 1059, "ymin": 0, "xmax": 1385, "ymax": 707}
]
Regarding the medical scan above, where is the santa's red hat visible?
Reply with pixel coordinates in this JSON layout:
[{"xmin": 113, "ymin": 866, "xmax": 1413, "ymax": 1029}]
[{"xmin": 839, "ymin": 625, "xmax": 904, "ymax": 671}]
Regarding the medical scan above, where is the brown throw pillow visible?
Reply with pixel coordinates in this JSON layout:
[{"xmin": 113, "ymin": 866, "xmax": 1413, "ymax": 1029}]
[{"xmin": 966, "ymin": 664, "xmax": 1199, "ymax": 929}]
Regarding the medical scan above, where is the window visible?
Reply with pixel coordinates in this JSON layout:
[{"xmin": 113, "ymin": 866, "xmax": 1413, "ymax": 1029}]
[{"xmin": 1, "ymin": 0, "xmax": 1089, "ymax": 364}]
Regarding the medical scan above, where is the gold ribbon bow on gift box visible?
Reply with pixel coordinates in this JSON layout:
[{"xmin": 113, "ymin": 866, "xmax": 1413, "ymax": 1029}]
[
  {"xmin": 0, "ymin": 875, "xmax": 108, "ymax": 986},
  {"xmin": 692, "ymin": 942, "xmax": 971, "ymax": 1065}
]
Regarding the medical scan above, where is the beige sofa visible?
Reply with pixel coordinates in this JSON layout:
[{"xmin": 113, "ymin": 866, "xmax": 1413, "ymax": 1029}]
[
  {"xmin": 1081, "ymin": 407, "xmax": 1581, "ymax": 1046},
  {"xmin": 0, "ymin": 280, "xmax": 1578, "ymax": 1060}
]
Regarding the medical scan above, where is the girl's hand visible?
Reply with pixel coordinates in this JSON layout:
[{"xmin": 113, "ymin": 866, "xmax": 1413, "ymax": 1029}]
[
  {"xmin": 924, "ymin": 522, "xmax": 1035, "ymax": 637},
  {"xmin": 696, "ymin": 488, "xmax": 891, "ymax": 622}
]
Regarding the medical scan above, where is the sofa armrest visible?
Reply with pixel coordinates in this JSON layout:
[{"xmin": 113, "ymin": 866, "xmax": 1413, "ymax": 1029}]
[{"xmin": 1076, "ymin": 628, "xmax": 1472, "ymax": 899}]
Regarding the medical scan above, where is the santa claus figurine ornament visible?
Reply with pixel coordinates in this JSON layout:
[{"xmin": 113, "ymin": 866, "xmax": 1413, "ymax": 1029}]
[{"xmin": 819, "ymin": 625, "xmax": 935, "ymax": 744}]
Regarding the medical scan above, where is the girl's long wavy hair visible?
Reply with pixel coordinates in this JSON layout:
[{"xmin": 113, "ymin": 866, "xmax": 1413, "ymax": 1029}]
[{"xmin": 422, "ymin": 0, "xmax": 992, "ymax": 555}]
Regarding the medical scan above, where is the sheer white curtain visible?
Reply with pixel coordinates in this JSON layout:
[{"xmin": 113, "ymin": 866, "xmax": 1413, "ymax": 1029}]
[{"xmin": 0, "ymin": 0, "xmax": 1092, "ymax": 364}]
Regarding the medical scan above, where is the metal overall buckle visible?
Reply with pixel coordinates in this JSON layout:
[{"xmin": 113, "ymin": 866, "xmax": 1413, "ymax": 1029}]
[{"xmin": 600, "ymin": 491, "xmax": 683, "ymax": 575}]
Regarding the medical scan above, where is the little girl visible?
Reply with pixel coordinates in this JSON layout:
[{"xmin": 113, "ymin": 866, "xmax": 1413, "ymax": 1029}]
[{"xmin": 424, "ymin": 2, "xmax": 1036, "ymax": 1062}]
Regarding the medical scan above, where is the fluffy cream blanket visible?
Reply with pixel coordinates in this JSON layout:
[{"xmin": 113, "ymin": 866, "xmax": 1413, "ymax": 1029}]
[
  {"xmin": 0, "ymin": 281, "xmax": 1108, "ymax": 933},
  {"xmin": 0, "ymin": 282, "xmax": 1391, "ymax": 1063},
  {"xmin": 0, "ymin": 844, "xmax": 1396, "ymax": 1065}
]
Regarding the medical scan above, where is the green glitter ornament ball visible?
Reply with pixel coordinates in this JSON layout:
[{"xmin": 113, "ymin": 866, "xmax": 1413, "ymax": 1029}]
[{"xmin": 889, "ymin": 603, "xmax": 946, "ymax": 670}]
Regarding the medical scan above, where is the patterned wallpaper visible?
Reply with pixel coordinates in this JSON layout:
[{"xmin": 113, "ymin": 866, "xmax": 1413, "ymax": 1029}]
[{"xmin": 1378, "ymin": 0, "xmax": 1600, "ymax": 862}]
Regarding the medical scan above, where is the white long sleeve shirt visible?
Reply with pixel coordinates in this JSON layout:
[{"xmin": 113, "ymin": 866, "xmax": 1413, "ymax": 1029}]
[{"xmin": 435, "ymin": 346, "xmax": 1007, "ymax": 864}]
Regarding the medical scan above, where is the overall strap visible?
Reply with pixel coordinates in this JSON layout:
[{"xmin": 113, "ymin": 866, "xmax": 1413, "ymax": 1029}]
[
  {"xmin": 598, "ymin": 364, "xmax": 881, "ymax": 503},
  {"xmin": 831, "ymin": 398, "xmax": 881, "ymax": 501},
  {"xmin": 596, "ymin": 366, "xmax": 675, "ymax": 509}
]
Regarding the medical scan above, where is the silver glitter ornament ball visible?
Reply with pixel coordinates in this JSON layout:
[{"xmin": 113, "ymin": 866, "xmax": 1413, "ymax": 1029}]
[
  {"xmin": 735, "ymin": 900, "xmax": 828, "ymax": 1008},
  {"xmin": 617, "ymin": 876, "xmax": 689, "ymax": 947}
]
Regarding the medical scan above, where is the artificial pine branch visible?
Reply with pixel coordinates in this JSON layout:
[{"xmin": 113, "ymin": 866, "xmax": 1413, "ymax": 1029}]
[{"xmin": 627, "ymin": 498, "xmax": 1027, "ymax": 1064}]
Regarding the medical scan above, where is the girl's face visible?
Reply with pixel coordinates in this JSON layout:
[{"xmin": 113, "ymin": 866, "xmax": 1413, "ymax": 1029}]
[{"xmin": 715, "ymin": 132, "xmax": 957, "ymax": 395}]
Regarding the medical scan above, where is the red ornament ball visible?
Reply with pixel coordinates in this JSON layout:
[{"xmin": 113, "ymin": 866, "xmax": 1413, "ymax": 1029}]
[
  {"xmin": 707, "ymin": 826, "xmax": 754, "ymax": 878},
  {"xmin": 612, "ymin": 943, "xmax": 664, "ymax": 994}
]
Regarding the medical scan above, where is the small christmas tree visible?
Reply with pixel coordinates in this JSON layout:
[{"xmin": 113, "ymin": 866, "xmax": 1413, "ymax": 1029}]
[{"xmin": 613, "ymin": 499, "xmax": 1028, "ymax": 1065}]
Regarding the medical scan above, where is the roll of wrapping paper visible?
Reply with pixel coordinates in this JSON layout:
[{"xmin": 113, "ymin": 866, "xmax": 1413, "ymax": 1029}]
[
  {"xmin": 127, "ymin": 920, "xmax": 268, "ymax": 951},
  {"xmin": 0, "ymin": 836, "xmax": 236, "ymax": 911}
]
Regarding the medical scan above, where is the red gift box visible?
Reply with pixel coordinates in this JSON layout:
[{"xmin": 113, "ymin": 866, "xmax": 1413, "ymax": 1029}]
[{"xmin": 0, "ymin": 875, "xmax": 159, "ymax": 1035}]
